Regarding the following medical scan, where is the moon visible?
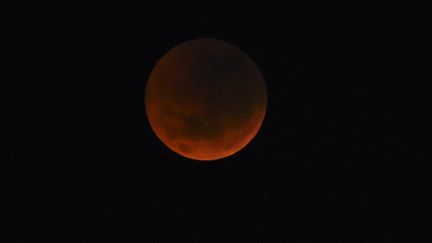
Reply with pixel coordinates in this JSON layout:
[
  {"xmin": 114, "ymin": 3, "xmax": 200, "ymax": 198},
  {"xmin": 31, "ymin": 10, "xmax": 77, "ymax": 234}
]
[{"xmin": 145, "ymin": 38, "xmax": 267, "ymax": 161}]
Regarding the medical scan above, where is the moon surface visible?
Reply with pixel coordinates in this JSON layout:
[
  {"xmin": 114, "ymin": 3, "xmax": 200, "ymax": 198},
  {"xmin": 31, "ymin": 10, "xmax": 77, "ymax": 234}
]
[{"xmin": 145, "ymin": 38, "xmax": 267, "ymax": 161}]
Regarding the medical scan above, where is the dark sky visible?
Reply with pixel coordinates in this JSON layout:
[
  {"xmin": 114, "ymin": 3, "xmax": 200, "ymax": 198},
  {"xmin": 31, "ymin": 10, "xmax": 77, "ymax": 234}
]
[{"xmin": 9, "ymin": 1, "xmax": 428, "ymax": 242}]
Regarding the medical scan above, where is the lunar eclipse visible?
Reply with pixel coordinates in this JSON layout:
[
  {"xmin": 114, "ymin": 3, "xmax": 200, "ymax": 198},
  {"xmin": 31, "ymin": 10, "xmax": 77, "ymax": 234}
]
[{"xmin": 145, "ymin": 38, "xmax": 267, "ymax": 161}]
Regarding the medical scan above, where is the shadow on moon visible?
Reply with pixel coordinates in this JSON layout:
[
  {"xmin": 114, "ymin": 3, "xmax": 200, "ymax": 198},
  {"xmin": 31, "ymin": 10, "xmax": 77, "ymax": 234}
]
[{"xmin": 145, "ymin": 38, "xmax": 267, "ymax": 161}]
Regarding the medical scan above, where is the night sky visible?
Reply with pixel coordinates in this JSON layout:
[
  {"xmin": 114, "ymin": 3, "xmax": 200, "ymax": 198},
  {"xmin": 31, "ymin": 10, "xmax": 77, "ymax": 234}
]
[{"xmin": 9, "ymin": 1, "xmax": 428, "ymax": 241}]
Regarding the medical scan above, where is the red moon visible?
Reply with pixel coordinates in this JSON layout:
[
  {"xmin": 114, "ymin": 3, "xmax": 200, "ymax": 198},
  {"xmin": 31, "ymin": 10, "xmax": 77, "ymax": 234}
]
[{"xmin": 145, "ymin": 39, "xmax": 267, "ymax": 161}]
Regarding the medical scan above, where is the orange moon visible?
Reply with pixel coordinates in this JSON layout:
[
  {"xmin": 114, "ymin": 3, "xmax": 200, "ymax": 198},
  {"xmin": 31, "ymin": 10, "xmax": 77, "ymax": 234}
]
[{"xmin": 145, "ymin": 38, "xmax": 267, "ymax": 161}]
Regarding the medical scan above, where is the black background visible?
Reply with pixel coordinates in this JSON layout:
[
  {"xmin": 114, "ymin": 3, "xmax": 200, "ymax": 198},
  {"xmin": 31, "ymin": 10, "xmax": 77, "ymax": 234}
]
[{"xmin": 9, "ymin": 1, "xmax": 429, "ymax": 242}]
